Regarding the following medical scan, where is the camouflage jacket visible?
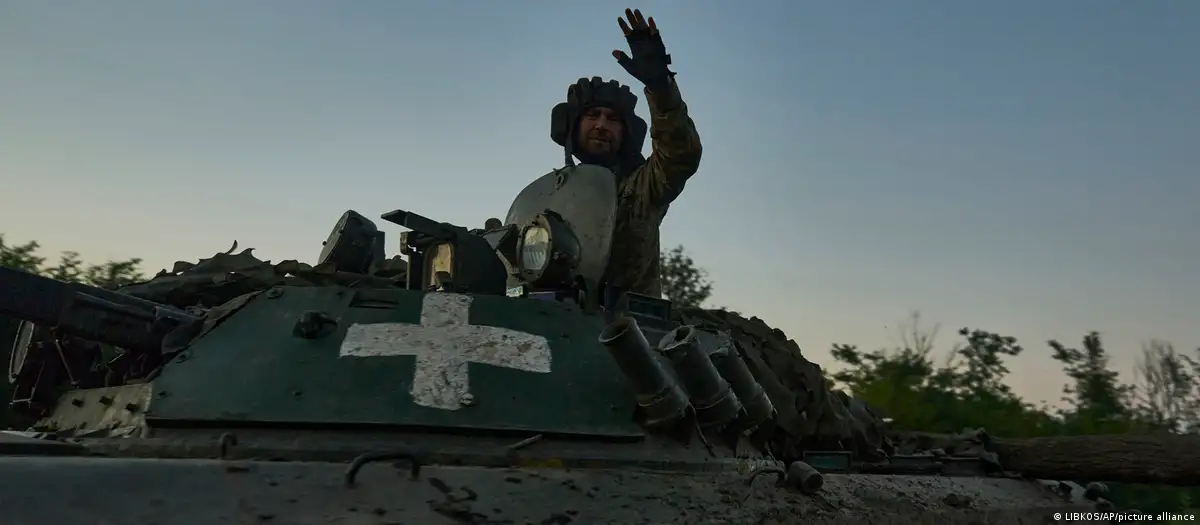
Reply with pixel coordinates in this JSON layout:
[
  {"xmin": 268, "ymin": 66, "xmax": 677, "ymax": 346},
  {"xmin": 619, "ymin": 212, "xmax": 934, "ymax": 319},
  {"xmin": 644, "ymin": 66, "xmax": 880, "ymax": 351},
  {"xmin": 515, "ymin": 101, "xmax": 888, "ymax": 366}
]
[{"xmin": 606, "ymin": 79, "xmax": 702, "ymax": 297}]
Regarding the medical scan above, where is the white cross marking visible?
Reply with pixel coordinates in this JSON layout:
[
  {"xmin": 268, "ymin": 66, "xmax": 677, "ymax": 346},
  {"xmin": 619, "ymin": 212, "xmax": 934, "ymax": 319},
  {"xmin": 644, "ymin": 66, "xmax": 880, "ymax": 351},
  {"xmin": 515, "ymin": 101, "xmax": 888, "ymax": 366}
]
[{"xmin": 338, "ymin": 293, "xmax": 552, "ymax": 410}]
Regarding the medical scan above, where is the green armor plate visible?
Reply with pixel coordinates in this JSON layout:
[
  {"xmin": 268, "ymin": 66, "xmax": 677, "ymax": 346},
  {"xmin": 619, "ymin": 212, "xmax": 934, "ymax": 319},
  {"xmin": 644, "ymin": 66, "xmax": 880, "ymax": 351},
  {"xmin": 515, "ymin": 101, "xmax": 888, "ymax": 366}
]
[{"xmin": 147, "ymin": 286, "xmax": 644, "ymax": 438}]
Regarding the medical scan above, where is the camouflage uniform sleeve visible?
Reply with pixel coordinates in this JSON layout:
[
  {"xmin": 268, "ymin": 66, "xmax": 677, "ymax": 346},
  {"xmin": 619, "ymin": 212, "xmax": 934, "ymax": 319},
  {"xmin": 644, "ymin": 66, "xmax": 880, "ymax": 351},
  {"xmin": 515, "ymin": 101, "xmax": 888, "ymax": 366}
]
[{"xmin": 630, "ymin": 79, "xmax": 702, "ymax": 207}]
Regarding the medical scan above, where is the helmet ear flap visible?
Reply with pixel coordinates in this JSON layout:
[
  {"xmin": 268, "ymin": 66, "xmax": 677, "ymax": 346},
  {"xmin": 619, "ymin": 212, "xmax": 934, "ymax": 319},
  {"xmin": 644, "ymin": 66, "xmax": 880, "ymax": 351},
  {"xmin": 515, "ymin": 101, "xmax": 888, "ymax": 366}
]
[{"xmin": 550, "ymin": 102, "xmax": 573, "ymax": 148}]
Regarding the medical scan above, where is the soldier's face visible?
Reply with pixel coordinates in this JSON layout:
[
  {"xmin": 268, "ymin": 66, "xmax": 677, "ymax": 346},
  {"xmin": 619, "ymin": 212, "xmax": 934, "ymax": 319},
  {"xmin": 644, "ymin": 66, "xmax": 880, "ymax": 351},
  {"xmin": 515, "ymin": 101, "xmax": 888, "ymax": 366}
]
[{"xmin": 578, "ymin": 106, "xmax": 624, "ymax": 157}]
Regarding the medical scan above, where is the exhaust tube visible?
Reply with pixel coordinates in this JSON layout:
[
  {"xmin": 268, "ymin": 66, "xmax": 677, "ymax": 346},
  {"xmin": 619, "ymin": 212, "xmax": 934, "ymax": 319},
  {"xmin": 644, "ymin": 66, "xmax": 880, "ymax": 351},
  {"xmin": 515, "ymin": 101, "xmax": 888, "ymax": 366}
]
[
  {"xmin": 659, "ymin": 325, "xmax": 743, "ymax": 429},
  {"xmin": 599, "ymin": 316, "xmax": 689, "ymax": 429},
  {"xmin": 709, "ymin": 334, "xmax": 775, "ymax": 431}
]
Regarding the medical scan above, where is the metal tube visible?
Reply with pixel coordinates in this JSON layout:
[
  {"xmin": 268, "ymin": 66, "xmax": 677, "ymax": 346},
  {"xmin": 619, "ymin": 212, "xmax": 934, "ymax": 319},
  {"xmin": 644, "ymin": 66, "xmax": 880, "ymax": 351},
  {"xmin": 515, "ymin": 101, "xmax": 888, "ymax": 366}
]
[
  {"xmin": 598, "ymin": 316, "xmax": 689, "ymax": 429},
  {"xmin": 710, "ymin": 338, "xmax": 775, "ymax": 429},
  {"xmin": 785, "ymin": 461, "xmax": 824, "ymax": 494},
  {"xmin": 659, "ymin": 326, "xmax": 742, "ymax": 429},
  {"xmin": 659, "ymin": 326, "xmax": 723, "ymax": 401},
  {"xmin": 598, "ymin": 316, "xmax": 670, "ymax": 396},
  {"xmin": 77, "ymin": 285, "xmax": 193, "ymax": 321}
]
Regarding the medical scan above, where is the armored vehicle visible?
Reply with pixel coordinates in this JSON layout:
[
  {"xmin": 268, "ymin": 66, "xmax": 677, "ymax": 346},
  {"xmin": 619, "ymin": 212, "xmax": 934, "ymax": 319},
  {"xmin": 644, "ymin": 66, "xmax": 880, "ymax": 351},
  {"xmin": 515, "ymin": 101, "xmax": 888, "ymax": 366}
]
[{"xmin": 0, "ymin": 165, "xmax": 1105, "ymax": 524}]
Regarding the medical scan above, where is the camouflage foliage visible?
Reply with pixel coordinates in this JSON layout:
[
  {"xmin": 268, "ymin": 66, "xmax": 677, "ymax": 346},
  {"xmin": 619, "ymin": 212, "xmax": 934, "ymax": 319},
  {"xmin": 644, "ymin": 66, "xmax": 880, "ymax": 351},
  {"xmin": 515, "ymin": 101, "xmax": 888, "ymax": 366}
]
[
  {"xmin": 676, "ymin": 307, "xmax": 890, "ymax": 463},
  {"xmin": 118, "ymin": 241, "xmax": 406, "ymax": 309}
]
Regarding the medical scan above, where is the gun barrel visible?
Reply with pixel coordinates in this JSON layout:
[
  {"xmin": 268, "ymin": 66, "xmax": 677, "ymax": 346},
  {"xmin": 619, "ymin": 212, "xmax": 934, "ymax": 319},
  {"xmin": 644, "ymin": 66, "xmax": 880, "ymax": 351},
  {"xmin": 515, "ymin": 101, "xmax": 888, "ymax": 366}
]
[
  {"xmin": 380, "ymin": 209, "xmax": 459, "ymax": 240},
  {"xmin": 0, "ymin": 267, "xmax": 200, "ymax": 352},
  {"xmin": 0, "ymin": 267, "xmax": 73, "ymax": 326}
]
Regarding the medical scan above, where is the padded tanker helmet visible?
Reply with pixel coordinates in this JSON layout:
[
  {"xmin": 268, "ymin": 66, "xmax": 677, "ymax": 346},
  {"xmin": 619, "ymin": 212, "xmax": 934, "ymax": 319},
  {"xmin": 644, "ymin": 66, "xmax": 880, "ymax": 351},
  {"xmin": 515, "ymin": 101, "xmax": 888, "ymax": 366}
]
[{"xmin": 550, "ymin": 77, "xmax": 649, "ymax": 169}]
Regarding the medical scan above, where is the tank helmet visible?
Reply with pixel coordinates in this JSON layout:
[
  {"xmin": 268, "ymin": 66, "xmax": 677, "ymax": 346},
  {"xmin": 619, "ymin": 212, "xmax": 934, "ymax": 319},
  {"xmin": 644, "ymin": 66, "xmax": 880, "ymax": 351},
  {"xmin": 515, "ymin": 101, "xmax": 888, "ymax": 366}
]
[{"xmin": 550, "ymin": 77, "xmax": 648, "ymax": 168}]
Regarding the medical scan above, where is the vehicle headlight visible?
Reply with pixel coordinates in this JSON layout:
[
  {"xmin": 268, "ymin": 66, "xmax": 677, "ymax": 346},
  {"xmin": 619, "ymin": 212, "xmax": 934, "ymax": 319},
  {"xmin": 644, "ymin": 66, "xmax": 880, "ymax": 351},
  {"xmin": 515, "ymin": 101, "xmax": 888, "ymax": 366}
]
[
  {"xmin": 515, "ymin": 211, "xmax": 581, "ymax": 289},
  {"xmin": 519, "ymin": 226, "xmax": 551, "ymax": 273}
]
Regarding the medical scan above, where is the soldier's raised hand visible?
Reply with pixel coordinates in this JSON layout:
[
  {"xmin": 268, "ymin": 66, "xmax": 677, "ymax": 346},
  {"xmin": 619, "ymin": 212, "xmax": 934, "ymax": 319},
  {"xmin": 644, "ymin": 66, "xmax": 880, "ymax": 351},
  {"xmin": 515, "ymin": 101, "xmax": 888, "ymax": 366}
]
[{"xmin": 612, "ymin": 8, "xmax": 675, "ymax": 90}]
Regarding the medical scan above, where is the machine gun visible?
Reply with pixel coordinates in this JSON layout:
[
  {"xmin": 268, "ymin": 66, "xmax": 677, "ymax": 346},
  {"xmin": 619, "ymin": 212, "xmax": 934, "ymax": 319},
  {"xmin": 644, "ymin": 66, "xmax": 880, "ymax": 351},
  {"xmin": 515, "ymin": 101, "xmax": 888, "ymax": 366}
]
[
  {"xmin": 382, "ymin": 208, "xmax": 509, "ymax": 295},
  {"xmin": 0, "ymin": 267, "xmax": 202, "ymax": 417}
]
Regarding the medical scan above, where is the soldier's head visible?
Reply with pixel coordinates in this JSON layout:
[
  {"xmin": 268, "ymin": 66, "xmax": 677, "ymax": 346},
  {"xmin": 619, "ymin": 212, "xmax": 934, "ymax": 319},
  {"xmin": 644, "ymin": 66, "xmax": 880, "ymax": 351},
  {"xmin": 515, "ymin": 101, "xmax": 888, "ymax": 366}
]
[
  {"xmin": 576, "ymin": 105, "xmax": 625, "ymax": 159},
  {"xmin": 551, "ymin": 77, "xmax": 648, "ymax": 170}
]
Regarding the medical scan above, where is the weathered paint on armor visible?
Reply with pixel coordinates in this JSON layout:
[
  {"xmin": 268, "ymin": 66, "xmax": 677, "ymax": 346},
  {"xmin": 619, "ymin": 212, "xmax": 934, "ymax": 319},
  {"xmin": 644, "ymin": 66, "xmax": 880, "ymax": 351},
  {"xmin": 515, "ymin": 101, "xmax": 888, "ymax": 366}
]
[
  {"xmin": 339, "ymin": 293, "xmax": 553, "ymax": 411},
  {"xmin": 145, "ymin": 286, "xmax": 644, "ymax": 437}
]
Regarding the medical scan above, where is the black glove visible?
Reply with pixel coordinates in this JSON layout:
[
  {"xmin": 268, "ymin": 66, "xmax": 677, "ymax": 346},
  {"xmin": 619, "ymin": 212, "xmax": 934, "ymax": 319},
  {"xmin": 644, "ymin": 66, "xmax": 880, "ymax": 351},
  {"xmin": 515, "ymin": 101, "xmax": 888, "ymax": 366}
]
[{"xmin": 612, "ymin": 9, "xmax": 676, "ymax": 91}]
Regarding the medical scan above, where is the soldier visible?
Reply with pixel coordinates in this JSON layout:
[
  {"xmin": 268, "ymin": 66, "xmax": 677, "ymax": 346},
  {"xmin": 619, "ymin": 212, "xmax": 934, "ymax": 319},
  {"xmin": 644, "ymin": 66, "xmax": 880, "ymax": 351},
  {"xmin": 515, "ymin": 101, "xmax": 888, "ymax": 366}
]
[{"xmin": 550, "ymin": 8, "xmax": 702, "ymax": 298}]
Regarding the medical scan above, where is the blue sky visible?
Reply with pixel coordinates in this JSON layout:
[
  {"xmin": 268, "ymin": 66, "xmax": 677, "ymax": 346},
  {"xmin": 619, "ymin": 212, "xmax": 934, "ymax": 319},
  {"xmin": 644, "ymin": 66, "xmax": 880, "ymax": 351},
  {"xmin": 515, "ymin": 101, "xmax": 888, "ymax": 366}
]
[{"xmin": 2, "ymin": 1, "xmax": 1197, "ymax": 405}]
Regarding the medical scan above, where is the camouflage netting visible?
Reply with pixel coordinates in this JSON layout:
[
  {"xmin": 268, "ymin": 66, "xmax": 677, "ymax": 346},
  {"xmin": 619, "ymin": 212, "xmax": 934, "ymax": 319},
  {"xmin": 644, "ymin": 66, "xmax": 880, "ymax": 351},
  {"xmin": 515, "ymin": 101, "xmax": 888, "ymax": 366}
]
[
  {"xmin": 116, "ymin": 241, "xmax": 407, "ymax": 309},
  {"xmin": 676, "ymin": 308, "xmax": 891, "ymax": 463},
  {"xmin": 672, "ymin": 311, "xmax": 1005, "ymax": 468},
  {"xmin": 114, "ymin": 244, "xmax": 896, "ymax": 462}
]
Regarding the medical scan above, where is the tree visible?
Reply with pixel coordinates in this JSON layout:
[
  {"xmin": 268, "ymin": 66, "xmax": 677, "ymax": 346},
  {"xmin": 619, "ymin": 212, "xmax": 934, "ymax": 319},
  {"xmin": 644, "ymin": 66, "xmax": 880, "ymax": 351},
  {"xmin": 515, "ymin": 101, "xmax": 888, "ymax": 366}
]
[
  {"xmin": 658, "ymin": 245, "xmax": 712, "ymax": 308},
  {"xmin": 1134, "ymin": 341, "xmax": 1200, "ymax": 433},
  {"xmin": 0, "ymin": 235, "xmax": 45, "ymax": 273},
  {"xmin": 0, "ymin": 236, "xmax": 144, "ymax": 288},
  {"xmin": 830, "ymin": 312, "xmax": 1048, "ymax": 438},
  {"xmin": 829, "ymin": 312, "xmax": 1200, "ymax": 513},
  {"xmin": 1049, "ymin": 332, "xmax": 1134, "ymax": 433}
]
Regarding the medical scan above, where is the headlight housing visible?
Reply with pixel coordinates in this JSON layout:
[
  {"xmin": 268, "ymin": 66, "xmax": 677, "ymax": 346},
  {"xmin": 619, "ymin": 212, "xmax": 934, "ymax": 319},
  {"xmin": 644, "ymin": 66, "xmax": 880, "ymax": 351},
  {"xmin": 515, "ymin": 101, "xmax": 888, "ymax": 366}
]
[{"xmin": 515, "ymin": 211, "xmax": 581, "ymax": 288}]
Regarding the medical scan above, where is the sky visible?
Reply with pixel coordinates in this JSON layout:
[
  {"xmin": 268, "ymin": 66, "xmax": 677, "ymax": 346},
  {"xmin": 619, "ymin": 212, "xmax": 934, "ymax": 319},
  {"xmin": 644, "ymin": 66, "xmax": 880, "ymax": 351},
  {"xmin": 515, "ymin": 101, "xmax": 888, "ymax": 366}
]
[{"xmin": 2, "ymin": 1, "xmax": 1198, "ymax": 406}]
